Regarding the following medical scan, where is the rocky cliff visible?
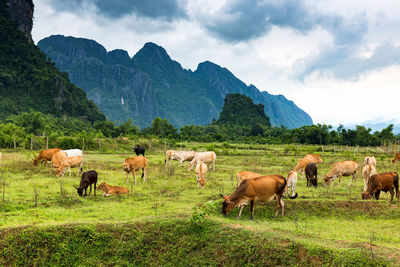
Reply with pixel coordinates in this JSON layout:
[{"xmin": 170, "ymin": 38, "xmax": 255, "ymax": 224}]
[
  {"xmin": 38, "ymin": 35, "xmax": 313, "ymax": 128},
  {"xmin": 2, "ymin": 0, "xmax": 33, "ymax": 40}
]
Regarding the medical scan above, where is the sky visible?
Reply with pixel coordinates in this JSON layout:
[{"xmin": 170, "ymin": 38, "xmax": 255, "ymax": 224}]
[{"xmin": 31, "ymin": 0, "xmax": 400, "ymax": 128}]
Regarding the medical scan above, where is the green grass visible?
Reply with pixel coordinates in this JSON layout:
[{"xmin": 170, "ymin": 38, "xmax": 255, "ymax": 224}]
[{"xmin": 0, "ymin": 144, "xmax": 400, "ymax": 265}]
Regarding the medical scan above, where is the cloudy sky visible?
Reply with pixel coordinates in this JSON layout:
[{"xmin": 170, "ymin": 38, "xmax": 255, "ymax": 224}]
[{"xmin": 32, "ymin": 0, "xmax": 400, "ymax": 128}]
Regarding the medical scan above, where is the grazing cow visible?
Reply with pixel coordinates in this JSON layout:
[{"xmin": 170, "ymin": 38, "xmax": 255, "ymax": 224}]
[
  {"xmin": 32, "ymin": 148, "xmax": 62, "ymax": 166},
  {"xmin": 164, "ymin": 150, "xmax": 177, "ymax": 166},
  {"xmin": 188, "ymin": 151, "xmax": 216, "ymax": 171},
  {"xmin": 294, "ymin": 154, "xmax": 323, "ymax": 179},
  {"xmin": 96, "ymin": 182, "xmax": 129, "ymax": 196},
  {"xmin": 236, "ymin": 171, "xmax": 262, "ymax": 188},
  {"xmin": 305, "ymin": 163, "xmax": 318, "ymax": 187},
  {"xmin": 362, "ymin": 164, "xmax": 377, "ymax": 191},
  {"xmin": 323, "ymin": 161, "xmax": 359, "ymax": 186},
  {"xmin": 220, "ymin": 174, "xmax": 298, "ymax": 220},
  {"xmin": 123, "ymin": 156, "xmax": 148, "ymax": 184},
  {"xmin": 74, "ymin": 170, "xmax": 98, "ymax": 197},
  {"xmin": 392, "ymin": 153, "xmax": 400, "ymax": 164},
  {"xmin": 133, "ymin": 145, "xmax": 145, "ymax": 156},
  {"xmin": 51, "ymin": 151, "xmax": 68, "ymax": 168},
  {"xmin": 195, "ymin": 161, "xmax": 207, "ymax": 188},
  {"xmin": 171, "ymin": 151, "xmax": 196, "ymax": 167},
  {"xmin": 62, "ymin": 149, "xmax": 83, "ymax": 157},
  {"xmin": 362, "ymin": 172, "xmax": 399, "ymax": 202},
  {"xmin": 56, "ymin": 156, "xmax": 83, "ymax": 177},
  {"xmin": 364, "ymin": 156, "xmax": 377, "ymax": 167}
]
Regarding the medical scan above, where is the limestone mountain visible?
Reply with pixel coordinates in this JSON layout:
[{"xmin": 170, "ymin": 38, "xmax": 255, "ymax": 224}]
[
  {"xmin": 0, "ymin": 0, "xmax": 105, "ymax": 122},
  {"xmin": 38, "ymin": 35, "xmax": 313, "ymax": 128}
]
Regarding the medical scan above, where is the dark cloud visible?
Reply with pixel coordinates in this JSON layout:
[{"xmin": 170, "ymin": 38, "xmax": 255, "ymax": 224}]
[
  {"xmin": 50, "ymin": 0, "xmax": 187, "ymax": 21},
  {"xmin": 203, "ymin": 0, "xmax": 317, "ymax": 42}
]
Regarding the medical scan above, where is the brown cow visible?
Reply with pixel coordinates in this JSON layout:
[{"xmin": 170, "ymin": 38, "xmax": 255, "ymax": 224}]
[
  {"xmin": 392, "ymin": 153, "xmax": 400, "ymax": 164},
  {"xmin": 55, "ymin": 156, "xmax": 83, "ymax": 177},
  {"xmin": 51, "ymin": 151, "xmax": 68, "ymax": 168},
  {"xmin": 195, "ymin": 161, "xmax": 207, "ymax": 188},
  {"xmin": 123, "ymin": 156, "xmax": 148, "ymax": 184},
  {"xmin": 96, "ymin": 182, "xmax": 129, "ymax": 196},
  {"xmin": 236, "ymin": 171, "xmax": 262, "ymax": 188},
  {"xmin": 220, "ymin": 174, "xmax": 298, "ymax": 220},
  {"xmin": 294, "ymin": 154, "xmax": 323, "ymax": 179},
  {"xmin": 362, "ymin": 172, "xmax": 399, "ymax": 202},
  {"xmin": 33, "ymin": 148, "xmax": 61, "ymax": 166},
  {"xmin": 323, "ymin": 161, "xmax": 359, "ymax": 186}
]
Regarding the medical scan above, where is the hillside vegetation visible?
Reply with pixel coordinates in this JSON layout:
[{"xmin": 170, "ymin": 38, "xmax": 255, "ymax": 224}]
[
  {"xmin": 0, "ymin": 2, "xmax": 105, "ymax": 122},
  {"xmin": 38, "ymin": 35, "xmax": 313, "ymax": 128}
]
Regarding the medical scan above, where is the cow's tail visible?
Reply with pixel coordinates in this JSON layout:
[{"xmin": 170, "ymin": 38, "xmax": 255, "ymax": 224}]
[
  {"xmin": 394, "ymin": 172, "xmax": 399, "ymax": 199},
  {"xmin": 281, "ymin": 177, "xmax": 298, "ymax": 199}
]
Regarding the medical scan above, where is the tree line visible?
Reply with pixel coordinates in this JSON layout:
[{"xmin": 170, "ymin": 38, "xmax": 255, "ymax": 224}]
[{"xmin": 0, "ymin": 111, "xmax": 398, "ymax": 149}]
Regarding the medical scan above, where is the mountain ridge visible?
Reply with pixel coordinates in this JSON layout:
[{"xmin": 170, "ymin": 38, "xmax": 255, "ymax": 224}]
[{"xmin": 38, "ymin": 35, "xmax": 313, "ymax": 128}]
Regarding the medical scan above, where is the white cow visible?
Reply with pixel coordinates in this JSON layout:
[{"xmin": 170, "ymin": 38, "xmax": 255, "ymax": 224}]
[
  {"xmin": 171, "ymin": 151, "xmax": 196, "ymax": 167},
  {"xmin": 362, "ymin": 164, "xmax": 377, "ymax": 191},
  {"xmin": 195, "ymin": 161, "xmax": 207, "ymax": 188},
  {"xmin": 188, "ymin": 151, "xmax": 216, "ymax": 171},
  {"xmin": 62, "ymin": 149, "xmax": 83, "ymax": 157},
  {"xmin": 364, "ymin": 156, "xmax": 377, "ymax": 167}
]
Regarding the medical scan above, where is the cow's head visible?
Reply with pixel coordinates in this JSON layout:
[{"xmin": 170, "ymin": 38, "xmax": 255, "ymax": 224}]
[
  {"xmin": 32, "ymin": 159, "xmax": 38, "ymax": 166},
  {"xmin": 188, "ymin": 162, "xmax": 194, "ymax": 171},
  {"xmin": 310, "ymin": 177, "xmax": 318, "ymax": 187},
  {"xmin": 74, "ymin": 185, "xmax": 83, "ymax": 197},
  {"xmin": 362, "ymin": 192, "xmax": 373, "ymax": 199},
  {"xmin": 199, "ymin": 177, "xmax": 205, "ymax": 188},
  {"xmin": 323, "ymin": 176, "xmax": 332, "ymax": 186},
  {"xmin": 55, "ymin": 168, "xmax": 64, "ymax": 177},
  {"xmin": 96, "ymin": 182, "xmax": 106, "ymax": 190},
  {"xmin": 220, "ymin": 194, "xmax": 234, "ymax": 216}
]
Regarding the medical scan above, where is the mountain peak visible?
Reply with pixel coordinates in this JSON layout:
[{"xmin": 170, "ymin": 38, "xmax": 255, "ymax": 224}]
[{"xmin": 134, "ymin": 42, "xmax": 171, "ymax": 62}]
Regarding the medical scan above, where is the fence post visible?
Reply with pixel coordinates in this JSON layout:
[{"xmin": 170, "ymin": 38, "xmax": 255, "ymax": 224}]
[
  {"xmin": 13, "ymin": 136, "xmax": 16, "ymax": 149},
  {"xmin": 82, "ymin": 138, "xmax": 85, "ymax": 152},
  {"xmin": 46, "ymin": 137, "xmax": 48, "ymax": 150},
  {"xmin": 30, "ymin": 137, "xmax": 33, "ymax": 151}
]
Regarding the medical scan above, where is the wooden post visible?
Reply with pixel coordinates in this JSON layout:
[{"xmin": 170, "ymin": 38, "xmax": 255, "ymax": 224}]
[
  {"xmin": 46, "ymin": 137, "xmax": 48, "ymax": 150},
  {"xmin": 13, "ymin": 136, "xmax": 16, "ymax": 149},
  {"xmin": 82, "ymin": 138, "xmax": 85, "ymax": 152},
  {"xmin": 98, "ymin": 140, "xmax": 101, "ymax": 150},
  {"xmin": 30, "ymin": 137, "xmax": 33, "ymax": 151},
  {"xmin": 164, "ymin": 141, "xmax": 166, "ymax": 152}
]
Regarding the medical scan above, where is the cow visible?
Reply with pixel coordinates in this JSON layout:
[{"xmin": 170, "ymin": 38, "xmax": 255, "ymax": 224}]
[
  {"xmin": 133, "ymin": 145, "xmax": 145, "ymax": 156},
  {"xmin": 392, "ymin": 153, "xmax": 400, "ymax": 164},
  {"xmin": 96, "ymin": 182, "xmax": 129, "ymax": 196},
  {"xmin": 62, "ymin": 149, "xmax": 83, "ymax": 157},
  {"xmin": 188, "ymin": 151, "xmax": 216, "ymax": 171},
  {"xmin": 123, "ymin": 156, "xmax": 147, "ymax": 184},
  {"xmin": 195, "ymin": 161, "xmax": 207, "ymax": 188},
  {"xmin": 164, "ymin": 150, "xmax": 177, "ymax": 166},
  {"xmin": 294, "ymin": 154, "xmax": 323, "ymax": 179},
  {"xmin": 51, "ymin": 151, "xmax": 68, "ymax": 168},
  {"xmin": 55, "ymin": 156, "xmax": 83, "ymax": 177},
  {"xmin": 364, "ymin": 156, "xmax": 377, "ymax": 167},
  {"xmin": 362, "ymin": 172, "xmax": 399, "ymax": 202},
  {"xmin": 171, "ymin": 151, "xmax": 196, "ymax": 167},
  {"xmin": 74, "ymin": 170, "xmax": 98, "ymax": 197},
  {"xmin": 220, "ymin": 174, "xmax": 298, "ymax": 220},
  {"xmin": 236, "ymin": 171, "xmax": 262, "ymax": 188},
  {"xmin": 32, "ymin": 148, "xmax": 61, "ymax": 166},
  {"xmin": 362, "ymin": 164, "xmax": 377, "ymax": 191},
  {"xmin": 305, "ymin": 163, "xmax": 318, "ymax": 187},
  {"xmin": 323, "ymin": 161, "xmax": 359, "ymax": 186}
]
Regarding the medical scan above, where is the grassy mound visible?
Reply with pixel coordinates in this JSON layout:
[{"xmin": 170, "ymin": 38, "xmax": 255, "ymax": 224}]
[{"xmin": 0, "ymin": 219, "xmax": 387, "ymax": 266}]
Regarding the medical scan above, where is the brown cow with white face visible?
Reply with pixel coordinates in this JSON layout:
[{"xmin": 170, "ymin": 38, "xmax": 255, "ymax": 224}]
[
  {"xmin": 362, "ymin": 172, "xmax": 399, "ymax": 202},
  {"xmin": 323, "ymin": 161, "xmax": 359, "ymax": 186}
]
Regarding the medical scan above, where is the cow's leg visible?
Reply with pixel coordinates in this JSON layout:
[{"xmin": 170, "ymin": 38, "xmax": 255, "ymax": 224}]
[
  {"xmin": 338, "ymin": 173, "xmax": 342, "ymax": 185},
  {"xmin": 250, "ymin": 200, "xmax": 255, "ymax": 220},
  {"xmin": 280, "ymin": 197, "xmax": 285, "ymax": 217},
  {"xmin": 126, "ymin": 171, "xmax": 130, "ymax": 184},
  {"xmin": 306, "ymin": 177, "xmax": 309, "ymax": 187},
  {"xmin": 274, "ymin": 196, "xmax": 281, "ymax": 218},
  {"xmin": 89, "ymin": 184, "xmax": 92, "ymax": 196},
  {"xmin": 84, "ymin": 187, "xmax": 87, "ymax": 196},
  {"xmin": 374, "ymin": 190, "xmax": 381, "ymax": 200},
  {"xmin": 390, "ymin": 188, "xmax": 394, "ymax": 202},
  {"xmin": 133, "ymin": 170, "xmax": 137, "ymax": 184},
  {"xmin": 237, "ymin": 205, "xmax": 244, "ymax": 219},
  {"xmin": 68, "ymin": 167, "xmax": 71, "ymax": 177},
  {"xmin": 94, "ymin": 182, "xmax": 97, "ymax": 196},
  {"xmin": 142, "ymin": 167, "xmax": 147, "ymax": 183},
  {"xmin": 363, "ymin": 177, "xmax": 368, "ymax": 191},
  {"xmin": 196, "ymin": 174, "xmax": 200, "ymax": 188}
]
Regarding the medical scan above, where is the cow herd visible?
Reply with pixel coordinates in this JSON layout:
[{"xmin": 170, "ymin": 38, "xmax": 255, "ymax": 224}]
[{"xmin": 22, "ymin": 146, "xmax": 400, "ymax": 220}]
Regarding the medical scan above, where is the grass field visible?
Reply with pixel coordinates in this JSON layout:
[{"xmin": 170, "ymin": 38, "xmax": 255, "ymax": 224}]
[{"xmin": 1, "ymin": 144, "xmax": 400, "ymax": 265}]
